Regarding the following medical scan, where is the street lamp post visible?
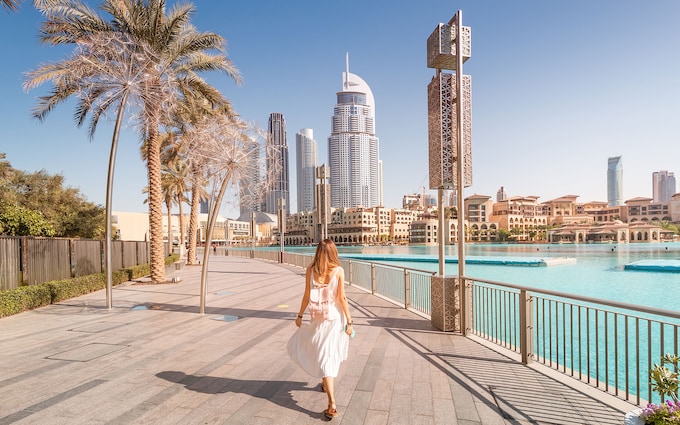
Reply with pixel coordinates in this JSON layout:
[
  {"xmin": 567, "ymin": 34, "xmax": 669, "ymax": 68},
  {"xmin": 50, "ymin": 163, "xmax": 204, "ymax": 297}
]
[
  {"xmin": 316, "ymin": 164, "xmax": 330, "ymax": 242},
  {"xmin": 427, "ymin": 10, "xmax": 472, "ymax": 333},
  {"xmin": 278, "ymin": 198, "xmax": 286, "ymax": 263},
  {"xmin": 250, "ymin": 211, "xmax": 256, "ymax": 254}
]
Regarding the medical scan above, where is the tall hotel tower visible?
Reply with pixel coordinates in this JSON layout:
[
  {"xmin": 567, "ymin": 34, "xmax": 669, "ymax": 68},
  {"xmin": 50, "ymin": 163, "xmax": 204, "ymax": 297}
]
[
  {"xmin": 264, "ymin": 112, "xmax": 290, "ymax": 215},
  {"xmin": 296, "ymin": 128, "xmax": 318, "ymax": 212},
  {"xmin": 652, "ymin": 170, "xmax": 676, "ymax": 203},
  {"xmin": 239, "ymin": 143, "xmax": 262, "ymax": 216},
  {"xmin": 328, "ymin": 55, "xmax": 380, "ymax": 208},
  {"xmin": 607, "ymin": 156, "xmax": 623, "ymax": 207}
]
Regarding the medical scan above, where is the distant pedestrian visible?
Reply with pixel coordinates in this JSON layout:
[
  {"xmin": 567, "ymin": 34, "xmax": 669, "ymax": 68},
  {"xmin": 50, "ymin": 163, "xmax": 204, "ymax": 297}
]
[
  {"xmin": 212, "ymin": 243, "xmax": 216, "ymax": 254},
  {"xmin": 287, "ymin": 239, "xmax": 353, "ymax": 420}
]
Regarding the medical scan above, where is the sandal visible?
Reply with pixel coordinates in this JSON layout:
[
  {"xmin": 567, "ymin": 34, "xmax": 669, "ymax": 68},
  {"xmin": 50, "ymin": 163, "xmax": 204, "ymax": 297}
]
[{"xmin": 324, "ymin": 404, "xmax": 338, "ymax": 419}]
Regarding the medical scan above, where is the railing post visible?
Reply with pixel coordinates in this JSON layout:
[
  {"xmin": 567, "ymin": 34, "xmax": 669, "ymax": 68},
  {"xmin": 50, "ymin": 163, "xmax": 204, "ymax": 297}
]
[
  {"xmin": 519, "ymin": 289, "xmax": 534, "ymax": 364},
  {"xmin": 460, "ymin": 277, "xmax": 468, "ymax": 335},
  {"xmin": 404, "ymin": 269, "xmax": 410, "ymax": 310},
  {"xmin": 371, "ymin": 263, "xmax": 376, "ymax": 294},
  {"xmin": 348, "ymin": 260, "xmax": 353, "ymax": 286}
]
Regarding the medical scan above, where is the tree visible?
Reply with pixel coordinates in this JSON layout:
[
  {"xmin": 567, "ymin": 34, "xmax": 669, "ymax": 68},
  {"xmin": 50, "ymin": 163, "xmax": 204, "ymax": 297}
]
[
  {"xmin": 25, "ymin": 0, "xmax": 241, "ymax": 284},
  {"xmin": 161, "ymin": 160, "xmax": 189, "ymax": 252},
  {"xmin": 0, "ymin": 162, "xmax": 105, "ymax": 238},
  {"xmin": 168, "ymin": 97, "xmax": 233, "ymax": 266},
  {"xmin": 497, "ymin": 228, "xmax": 511, "ymax": 242},
  {"xmin": 0, "ymin": 204, "xmax": 55, "ymax": 236},
  {"xmin": 1, "ymin": 0, "xmax": 59, "ymax": 12},
  {"xmin": 1, "ymin": 0, "xmax": 19, "ymax": 10}
]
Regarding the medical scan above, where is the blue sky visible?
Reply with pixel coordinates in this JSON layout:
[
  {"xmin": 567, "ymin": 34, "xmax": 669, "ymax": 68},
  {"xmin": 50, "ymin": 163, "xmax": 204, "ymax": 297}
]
[{"xmin": 1, "ymin": 1, "xmax": 679, "ymax": 218}]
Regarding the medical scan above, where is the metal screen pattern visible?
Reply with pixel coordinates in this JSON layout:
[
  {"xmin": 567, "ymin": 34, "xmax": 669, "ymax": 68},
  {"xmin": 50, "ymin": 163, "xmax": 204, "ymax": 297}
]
[
  {"xmin": 426, "ymin": 23, "xmax": 471, "ymax": 70},
  {"xmin": 427, "ymin": 72, "xmax": 472, "ymax": 190}
]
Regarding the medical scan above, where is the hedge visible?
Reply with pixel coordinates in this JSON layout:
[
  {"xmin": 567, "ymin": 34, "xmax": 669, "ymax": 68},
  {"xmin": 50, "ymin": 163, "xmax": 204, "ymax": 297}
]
[
  {"xmin": 0, "ymin": 285, "xmax": 52, "ymax": 318},
  {"xmin": 0, "ymin": 254, "xmax": 179, "ymax": 319}
]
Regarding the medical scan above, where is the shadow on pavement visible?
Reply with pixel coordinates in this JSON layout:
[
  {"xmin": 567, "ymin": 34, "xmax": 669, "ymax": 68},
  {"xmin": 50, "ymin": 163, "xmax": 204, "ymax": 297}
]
[{"xmin": 156, "ymin": 371, "xmax": 323, "ymax": 419}]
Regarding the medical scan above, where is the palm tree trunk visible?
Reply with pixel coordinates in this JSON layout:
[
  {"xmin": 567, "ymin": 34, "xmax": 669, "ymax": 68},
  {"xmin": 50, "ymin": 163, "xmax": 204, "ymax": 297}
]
[
  {"xmin": 187, "ymin": 180, "xmax": 200, "ymax": 265},
  {"xmin": 147, "ymin": 126, "xmax": 166, "ymax": 283},
  {"xmin": 178, "ymin": 193, "xmax": 186, "ymax": 260},
  {"xmin": 166, "ymin": 199, "xmax": 173, "ymax": 255}
]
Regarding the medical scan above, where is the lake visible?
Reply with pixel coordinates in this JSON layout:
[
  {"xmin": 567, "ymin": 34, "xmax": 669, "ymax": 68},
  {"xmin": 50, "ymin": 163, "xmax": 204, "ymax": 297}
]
[{"xmin": 285, "ymin": 242, "xmax": 680, "ymax": 311}]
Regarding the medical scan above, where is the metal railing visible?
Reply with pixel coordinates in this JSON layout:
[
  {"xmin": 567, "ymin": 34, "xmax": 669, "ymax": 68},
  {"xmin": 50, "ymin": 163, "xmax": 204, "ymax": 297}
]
[
  {"xmin": 227, "ymin": 248, "xmax": 680, "ymax": 406},
  {"xmin": 467, "ymin": 277, "xmax": 680, "ymax": 406},
  {"xmin": 229, "ymin": 248, "xmax": 435, "ymax": 317}
]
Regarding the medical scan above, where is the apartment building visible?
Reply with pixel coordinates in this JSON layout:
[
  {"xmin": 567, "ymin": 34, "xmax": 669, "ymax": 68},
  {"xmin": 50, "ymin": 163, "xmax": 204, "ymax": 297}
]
[{"xmin": 492, "ymin": 196, "xmax": 548, "ymax": 241}]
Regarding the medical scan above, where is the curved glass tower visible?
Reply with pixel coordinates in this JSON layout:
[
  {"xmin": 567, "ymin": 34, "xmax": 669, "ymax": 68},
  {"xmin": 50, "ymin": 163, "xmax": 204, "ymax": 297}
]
[
  {"xmin": 328, "ymin": 55, "xmax": 380, "ymax": 208},
  {"xmin": 607, "ymin": 156, "xmax": 623, "ymax": 207}
]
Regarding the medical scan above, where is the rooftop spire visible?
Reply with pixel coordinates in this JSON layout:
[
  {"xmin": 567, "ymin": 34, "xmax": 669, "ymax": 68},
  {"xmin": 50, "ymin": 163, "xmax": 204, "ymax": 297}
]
[{"xmin": 345, "ymin": 52, "xmax": 349, "ymax": 89}]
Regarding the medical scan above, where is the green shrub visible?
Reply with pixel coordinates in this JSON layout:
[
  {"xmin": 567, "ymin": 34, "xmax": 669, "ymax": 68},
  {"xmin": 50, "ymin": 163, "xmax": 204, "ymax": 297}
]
[
  {"xmin": 112, "ymin": 270, "xmax": 129, "ymax": 284},
  {"xmin": 45, "ymin": 273, "xmax": 107, "ymax": 303},
  {"xmin": 127, "ymin": 263, "xmax": 150, "ymax": 280},
  {"xmin": 0, "ymin": 285, "xmax": 52, "ymax": 318},
  {"xmin": 0, "ymin": 254, "xmax": 181, "ymax": 318}
]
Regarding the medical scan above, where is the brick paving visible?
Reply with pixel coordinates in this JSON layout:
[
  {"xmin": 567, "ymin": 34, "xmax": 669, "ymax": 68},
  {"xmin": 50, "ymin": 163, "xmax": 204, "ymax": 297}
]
[{"xmin": 0, "ymin": 255, "xmax": 637, "ymax": 424}]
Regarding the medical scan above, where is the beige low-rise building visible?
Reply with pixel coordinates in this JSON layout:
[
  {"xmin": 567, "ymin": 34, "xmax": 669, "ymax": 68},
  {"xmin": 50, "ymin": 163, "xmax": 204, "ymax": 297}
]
[
  {"xmin": 541, "ymin": 195, "xmax": 594, "ymax": 226},
  {"xmin": 547, "ymin": 220, "xmax": 662, "ymax": 244},
  {"xmin": 492, "ymin": 196, "xmax": 548, "ymax": 241},
  {"xmin": 465, "ymin": 194, "xmax": 501, "ymax": 242}
]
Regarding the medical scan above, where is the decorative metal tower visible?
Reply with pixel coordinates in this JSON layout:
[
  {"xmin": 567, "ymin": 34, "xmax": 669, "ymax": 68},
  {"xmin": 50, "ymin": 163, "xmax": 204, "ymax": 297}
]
[{"xmin": 427, "ymin": 10, "xmax": 472, "ymax": 333}]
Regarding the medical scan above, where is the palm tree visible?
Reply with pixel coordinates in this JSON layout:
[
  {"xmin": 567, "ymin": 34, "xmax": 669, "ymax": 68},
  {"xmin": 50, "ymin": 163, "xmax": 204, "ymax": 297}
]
[
  {"xmin": 186, "ymin": 166, "xmax": 209, "ymax": 264},
  {"xmin": 169, "ymin": 96, "xmax": 233, "ymax": 265},
  {"xmin": 25, "ymin": 0, "xmax": 241, "ymax": 289},
  {"xmin": 1, "ymin": 0, "xmax": 19, "ymax": 10},
  {"xmin": 161, "ymin": 159, "xmax": 189, "ymax": 255},
  {"xmin": 2, "ymin": 0, "xmax": 61, "ymax": 11}
]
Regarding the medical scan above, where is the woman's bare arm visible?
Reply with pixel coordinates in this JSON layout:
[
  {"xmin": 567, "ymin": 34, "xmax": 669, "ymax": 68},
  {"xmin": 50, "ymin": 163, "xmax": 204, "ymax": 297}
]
[
  {"xmin": 335, "ymin": 267, "xmax": 353, "ymax": 334},
  {"xmin": 295, "ymin": 267, "xmax": 312, "ymax": 327}
]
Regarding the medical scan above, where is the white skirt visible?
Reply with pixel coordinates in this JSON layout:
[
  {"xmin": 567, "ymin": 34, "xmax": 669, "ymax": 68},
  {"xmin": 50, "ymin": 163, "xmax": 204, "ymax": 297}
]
[{"xmin": 287, "ymin": 303, "xmax": 349, "ymax": 378}]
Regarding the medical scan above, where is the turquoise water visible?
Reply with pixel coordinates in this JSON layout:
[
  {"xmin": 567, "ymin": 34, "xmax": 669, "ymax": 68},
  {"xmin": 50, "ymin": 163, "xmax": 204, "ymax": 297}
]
[{"xmin": 286, "ymin": 242, "xmax": 680, "ymax": 311}]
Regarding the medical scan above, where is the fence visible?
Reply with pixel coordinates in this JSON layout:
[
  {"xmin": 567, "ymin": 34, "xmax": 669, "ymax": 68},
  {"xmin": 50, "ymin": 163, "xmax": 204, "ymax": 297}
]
[
  {"xmin": 229, "ymin": 247, "xmax": 680, "ymax": 407},
  {"xmin": 0, "ymin": 236, "xmax": 154, "ymax": 290},
  {"xmin": 232, "ymin": 248, "xmax": 436, "ymax": 318},
  {"xmin": 466, "ymin": 277, "xmax": 680, "ymax": 406}
]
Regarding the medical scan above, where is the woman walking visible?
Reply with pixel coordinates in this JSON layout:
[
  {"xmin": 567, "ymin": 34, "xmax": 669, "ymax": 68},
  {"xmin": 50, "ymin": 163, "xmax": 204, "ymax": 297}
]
[{"xmin": 287, "ymin": 239, "xmax": 354, "ymax": 419}]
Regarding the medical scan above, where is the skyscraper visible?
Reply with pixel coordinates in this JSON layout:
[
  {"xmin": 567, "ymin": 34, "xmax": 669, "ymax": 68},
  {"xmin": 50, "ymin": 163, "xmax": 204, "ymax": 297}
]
[
  {"xmin": 652, "ymin": 170, "xmax": 676, "ymax": 203},
  {"xmin": 239, "ymin": 142, "xmax": 262, "ymax": 216},
  {"xmin": 328, "ymin": 54, "xmax": 380, "ymax": 208},
  {"xmin": 264, "ymin": 112, "xmax": 290, "ymax": 215},
  {"xmin": 496, "ymin": 186, "xmax": 507, "ymax": 202},
  {"xmin": 296, "ymin": 128, "xmax": 318, "ymax": 213},
  {"xmin": 607, "ymin": 156, "xmax": 623, "ymax": 207}
]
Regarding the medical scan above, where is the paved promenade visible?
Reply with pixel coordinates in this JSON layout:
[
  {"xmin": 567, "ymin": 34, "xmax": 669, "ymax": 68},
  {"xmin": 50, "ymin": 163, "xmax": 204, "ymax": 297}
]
[{"xmin": 0, "ymin": 255, "xmax": 637, "ymax": 424}]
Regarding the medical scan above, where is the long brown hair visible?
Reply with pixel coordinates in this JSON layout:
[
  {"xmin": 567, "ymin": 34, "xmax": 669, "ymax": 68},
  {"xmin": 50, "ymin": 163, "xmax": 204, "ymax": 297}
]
[{"xmin": 310, "ymin": 239, "xmax": 339, "ymax": 282}]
